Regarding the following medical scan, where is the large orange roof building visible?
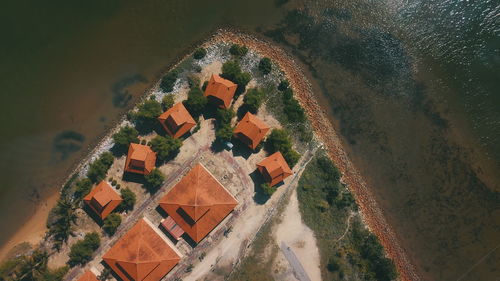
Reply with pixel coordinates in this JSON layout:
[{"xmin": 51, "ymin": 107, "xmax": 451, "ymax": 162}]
[
  {"xmin": 83, "ymin": 181, "xmax": 122, "ymax": 220},
  {"xmin": 233, "ymin": 112, "xmax": 270, "ymax": 150},
  {"xmin": 158, "ymin": 102, "xmax": 196, "ymax": 139},
  {"xmin": 103, "ymin": 218, "xmax": 182, "ymax": 281},
  {"xmin": 257, "ymin": 152, "xmax": 293, "ymax": 187},
  {"xmin": 204, "ymin": 74, "xmax": 237, "ymax": 109},
  {"xmin": 159, "ymin": 163, "xmax": 238, "ymax": 243},
  {"xmin": 76, "ymin": 270, "xmax": 98, "ymax": 281},
  {"xmin": 124, "ymin": 143, "xmax": 156, "ymax": 175}
]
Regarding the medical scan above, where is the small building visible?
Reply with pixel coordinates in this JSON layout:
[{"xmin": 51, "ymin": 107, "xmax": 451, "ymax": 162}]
[
  {"xmin": 76, "ymin": 270, "xmax": 98, "ymax": 281},
  {"xmin": 257, "ymin": 152, "xmax": 293, "ymax": 187},
  {"xmin": 124, "ymin": 143, "xmax": 156, "ymax": 175},
  {"xmin": 204, "ymin": 74, "xmax": 237, "ymax": 109},
  {"xmin": 83, "ymin": 181, "xmax": 122, "ymax": 220},
  {"xmin": 103, "ymin": 218, "xmax": 182, "ymax": 281},
  {"xmin": 233, "ymin": 112, "xmax": 270, "ymax": 150},
  {"xmin": 159, "ymin": 163, "xmax": 238, "ymax": 243},
  {"xmin": 158, "ymin": 102, "xmax": 196, "ymax": 139}
]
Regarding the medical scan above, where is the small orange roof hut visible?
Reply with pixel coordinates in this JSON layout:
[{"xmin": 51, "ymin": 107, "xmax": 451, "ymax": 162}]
[
  {"xmin": 204, "ymin": 74, "xmax": 237, "ymax": 109},
  {"xmin": 103, "ymin": 218, "xmax": 182, "ymax": 281},
  {"xmin": 159, "ymin": 163, "xmax": 238, "ymax": 243},
  {"xmin": 76, "ymin": 270, "xmax": 98, "ymax": 281},
  {"xmin": 84, "ymin": 181, "xmax": 122, "ymax": 220},
  {"xmin": 257, "ymin": 152, "xmax": 293, "ymax": 187},
  {"xmin": 158, "ymin": 102, "xmax": 196, "ymax": 139},
  {"xmin": 124, "ymin": 143, "xmax": 156, "ymax": 175},
  {"xmin": 234, "ymin": 112, "xmax": 270, "ymax": 150}
]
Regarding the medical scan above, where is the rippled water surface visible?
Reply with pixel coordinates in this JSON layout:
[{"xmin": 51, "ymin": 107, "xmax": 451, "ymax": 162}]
[{"xmin": 0, "ymin": 0, "xmax": 498, "ymax": 280}]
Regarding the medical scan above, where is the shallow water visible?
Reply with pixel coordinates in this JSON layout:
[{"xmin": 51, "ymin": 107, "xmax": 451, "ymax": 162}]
[{"xmin": 0, "ymin": 0, "xmax": 499, "ymax": 280}]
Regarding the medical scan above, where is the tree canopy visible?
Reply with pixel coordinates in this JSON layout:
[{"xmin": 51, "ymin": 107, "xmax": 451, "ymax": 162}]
[
  {"xmin": 229, "ymin": 44, "xmax": 248, "ymax": 58},
  {"xmin": 68, "ymin": 232, "xmax": 100, "ymax": 267},
  {"xmin": 119, "ymin": 187, "xmax": 136, "ymax": 212},
  {"xmin": 214, "ymin": 108, "xmax": 235, "ymax": 143},
  {"xmin": 103, "ymin": 213, "xmax": 122, "ymax": 236},
  {"xmin": 150, "ymin": 135, "xmax": 182, "ymax": 162},
  {"xmin": 160, "ymin": 70, "xmax": 178, "ymax": 93},
  {"xmin": 265, "ymin": 129, "xmax": 300, "ymax": 167},
  {"xmin": 193, "ymin": 48, "xmax": 207, "ymax": 60},
  {"xmin": 258, "ymin": 58, "xmax": 272, "ymax": 75},
  {"xmin": 161, "ymin": 94, "xmax": 175, "ymax": 111},
  {"xmin": 282, "ymin": 88, "xmax": 306, "ymax": 123},
  {"xmin": 144, "ymin": 168, "xmax": 165, "ymax": 192},
  {"xmin": 242, "ymin": 88, "xmax": 266, "ymax": 114},
  {"xmin": 112, "ymin": 126, "xmax": 139, "ymax": 150},
  {"xmin": 183, "ymin": 87, "xmax": 207, "ymax": 117},
  {"xmin": 221, "ymin": 60, "xmax": 252, "ymax": 95},
  {"xmin": 73, "ymin": 178, "xmax": 92, "ymax": 201},
  {"xmin": 87, "ymin": 152, "xmax": 114, "ymax": 183}
]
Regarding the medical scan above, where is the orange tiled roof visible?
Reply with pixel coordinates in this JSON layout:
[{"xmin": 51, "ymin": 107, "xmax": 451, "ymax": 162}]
[
  {"xmin": 158, "ymin": 102, "xmax": 196, "ymax": 139},
  {"xmin": 76, "ymin": 270, "xmax": 98, "ymax": 281},
  {"xmin": 257, "ymin": 152, "xmax": 293, "ymax": 186},
  {"xmin": 83, "ymin": 181, "xmax": 122, "ymax": 220},
  {"xmin": 204, "ymin": 74, "xmax": 237, "ymax": 109},
  {"xmin": 124, "ymin": 143, "xmax": 156, "ymax": 175},
  {"xmin": 234, "ymin": 112, "xmax": 270, "ymax": 149},
  {"xmin": 103, "ymin": 218, "xmax": 182, "ymax": 281},
  {"xmin": 159, "ymin": 163, "xmax": 238, "ymax": 243}
]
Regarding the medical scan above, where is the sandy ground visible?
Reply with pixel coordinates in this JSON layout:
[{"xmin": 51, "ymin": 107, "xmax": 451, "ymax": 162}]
[
  {"xmin": 0, "ymin": 192, "xmax": 59, "ymax": 261},
  {"xmin": 274, "ymin": 189, "xmax": 322, "ymax": 281}
]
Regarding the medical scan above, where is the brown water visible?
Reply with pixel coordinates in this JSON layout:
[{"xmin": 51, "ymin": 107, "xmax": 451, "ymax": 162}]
[{"xmin": 1, "ymin": 1, "xmax": 499, "ymax": 281}]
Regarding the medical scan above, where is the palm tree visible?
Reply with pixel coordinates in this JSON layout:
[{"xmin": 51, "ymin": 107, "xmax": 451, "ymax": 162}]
[
  {"xmin": 49, "ymin": 198, "xmax": 77, "ymax": 251},
  {"xmin": 17, "ymin": 250, "xmax": 48, "ymax": 281}
]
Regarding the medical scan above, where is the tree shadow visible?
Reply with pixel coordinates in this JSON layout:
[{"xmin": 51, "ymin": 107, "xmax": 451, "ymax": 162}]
[
  {"xmin": 231, "ymin": 139, "xmax": 254, "ymax": 160},
  {"xmin": 236, "ymin": 104, "xmax": 251, "ymax": 120},
  {"xmin": 122, "ymin": 171, "xmax": 146, "ymax": 185},
  {"xmin": 134, "ymin": 118, "xmax": 164, "ymax": 136},
  {"xmin": 110, "ymin": 144, "xmax": 127, "ymax": 157},
  {"xmin": 82, "ymin": 204, "xmax": 104, "ymax": 226},
  {"xmin": 250, "ymin": 170, "xmax": 270, "ymax": 205}
]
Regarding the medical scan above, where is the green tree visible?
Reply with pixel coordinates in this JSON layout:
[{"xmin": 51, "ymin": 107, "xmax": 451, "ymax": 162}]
[
  {"xmin": 134, "ymin": 99, "xmax": 162, "ymax": 120},
  {"xmin": 258, "ymin": 57, "xmax": 272, "ymax": 74},
  {"xmin": 221, "ymin": 60, "xmax": 252, "ymax": 95},
  {"xmin": 103, "ymin": 213, "xmax": 122, "ymax": 236},
  {"xmin": 87, "ymin": 152, "xmax": 114, "ymax": 183},
  {"xmin": 278, "ymin": 80, "xmax": 289, "ymax": 91},
  {"xmin": 74, "ymin": 178, "xmax": 92, "ymax": 200},
  {"xmin": 41, "ymin": 266, "xmax": 69, "ymax": 281},
  {"xmin": 282, "ymin": 89, "xmax": 306, "ymax": 123},
  {"xmin": 261, "ymin": 183, "xmax": 276, "ymax": 196},
  {"xmin": 183, "ymin": 87, "xmax": 207, "ymax": 117},
  {"xmin": 242, "ymin": 88, "xmax": 265, "ymax": 113},
  {"xmin": 160, "ymin": 70, "xmax": 178, "ymax": 92},
  {"xmin": 215, "ymin": 125, "xmax": 234, "ymax": 143},
  {"xmin": 193, "ymin": 48, "xmax": 207, "ymax": 60},
  {"xmin": 150, "ymin": 135, "xmax": 182, "ymax": 162},
  {"xmin": 162, "ymin": 94, "xmax": 175, "ymax": 111},
  {"xmin": 48, "ymin": 198, "xmax": 77, "ymax": 251},
  {"xmin": 119, "ymin": 187, "xmax": 136, "ymax": 212},
  {"xmin": 68, "ymin": 232, "xmax": 100, "ymax": 267},
  {"xmin": 144, "ymin": 168, "xmax": 165, "ymax": 191},
  {"xmin": 229, "ymin": 44, "xmax": 248, "ymax": 57},
  {"xmin": 112, "ymin": 126, "xmax": 139, "ymax": 150},
  {"xmin": 265, "ymin": 129, "xmax": 300, "ymax": 167},
  {"xmin": 17, "ymin": 250, "xmax": 48, "ymax": 281}
]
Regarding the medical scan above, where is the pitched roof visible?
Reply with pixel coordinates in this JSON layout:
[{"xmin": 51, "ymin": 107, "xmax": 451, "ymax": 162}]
[
  {"xmin": 125, "ymin": 143, "xmax": 156, "ymax": 175},
  {"xmin": 204, "ymin": 74, "xmax": 237, "ymax": 109},
  {"xmin": 103, "ymin": 219, "xmax": 182, "ymax": 281},
  {"xmin": 234, "ymin": 112, "xmax": 270, "ymax": 149},
  {"xmin": 257, "ymin": 152, "xmax": 293, "ymax": 186},
  {"xmin": 158, "ymin": 102, "xmax": 196, "ymax": 139},
  {"xmin": 77, "ymin": 270, "xmax": 98, "ymax": 281},
  {"xmin": 83, "ymin": 181, "xmax": 122, "ymax": 220},
  {"xmin": 159, "ymin": 163, "xmax": 238, "ymax": 243}
]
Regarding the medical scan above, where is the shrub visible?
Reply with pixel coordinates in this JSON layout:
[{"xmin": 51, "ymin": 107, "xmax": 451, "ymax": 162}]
[
  {"xmin": 87, "ymin": 152, "xmax": 114, "ymax": 183},
  {"xmin": 144, "ymin": 168, "xmax": 165, "ymax": 191},
  {"xmin": 221, "ymin": 60, "xmax": 252, "ymax": 95},
  {"xmin": 183, "ymin": 87, "xmax": 207, "ymax": 117},
  {"xmin": 74, "ymin": 178, "xmax": 92, "ymax": 200},
  {"xmin": 265, "ymin": 129, "xmax": 300, "ymax": 167},
  {"xmin": 119, "ymin": 188, "xmax": 136, "ymax": 212},
  {"xmin": 215, "ymin": 124, "xmax": 234, "ymax": 143},
  {"xmin": 193, "ymin": 48, "xmax": 207, "ymax": 59},
  {"xmin": 103, "ymin": 213, "xmax": 122, "ymax": 236},
  {"xmin": 278, "ymin": 80, "xmax": 289, "ymax": 91},
  {"xmin": 162, "ymin": 94, "xmax": 175, "ymax": 110},
  {"xmin": 242, "ymin": 88, "xmax": 266, "ymax": 114},
  {"xmin": 150, "ymin": 135, "xmax": 182, "ymax": 162},
  {"xmin": 258, "ymin": 57, "xmax": 272, "ymax": 74},
  {"xmin": 111, "ymin": 180, "xmax": 117, "ymax": 186},
  {"xmin": 282, "ymin": 89, "xmax": 306, "ymax": 123},
  {"xmin": 187, "ymin": 76, "xmax": 200, "ymax": 89},
  {"xmin": 112, "ymin": 126, "xmax": 139, "ymax": 150},
  {"xmin": 229, "ymin": 44, "xmax": 248, "ymax": 57},
  {"xmin": 160, "ymin": 70, "xmax": 178, "ymax": 93},
  {"xmin": 261, "ymin": 183, "xmax": 275, "ymax": 196},
  {"xmin": 214, "ymin": 108, "xmax": 235, "ymax": 143},
  {"xmin": 68, "ymin": 232, "xmax": 100, "ymax": 266}
]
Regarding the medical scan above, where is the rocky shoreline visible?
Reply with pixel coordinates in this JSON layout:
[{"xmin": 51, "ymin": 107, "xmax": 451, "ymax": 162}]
[{"xmin": 208, "ymin": 30, "xmax": 420, "ymax": 281}]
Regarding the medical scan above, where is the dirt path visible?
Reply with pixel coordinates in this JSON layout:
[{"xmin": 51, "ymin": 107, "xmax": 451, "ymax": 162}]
[
  {"xmin": 208, "ymin": 30, "xmax": 420, "ymax": 281},
  {"xmin": 275, "ymin": 189, "xmax": 322, "ymax": 281}
]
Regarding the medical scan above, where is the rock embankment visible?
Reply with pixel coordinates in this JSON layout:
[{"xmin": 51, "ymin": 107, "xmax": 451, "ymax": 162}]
[{"xmin": 209, "ymin": 29, "xmax": 420, "ymax": 281}]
